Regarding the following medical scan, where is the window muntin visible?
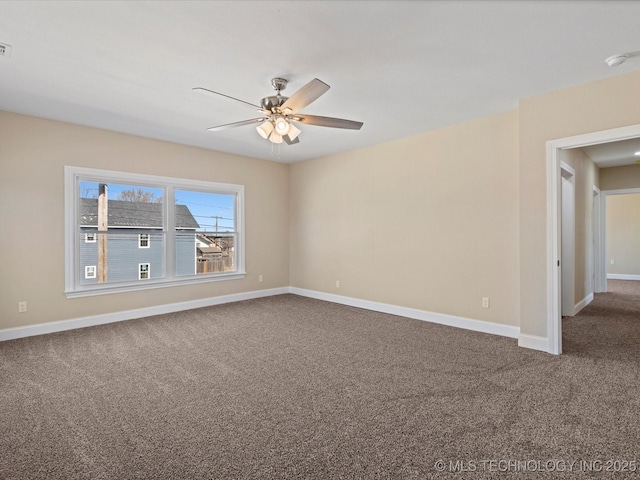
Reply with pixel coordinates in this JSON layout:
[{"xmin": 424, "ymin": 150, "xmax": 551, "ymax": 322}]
[
  {"xmin": 85, "ymin": 265, "xmax": 96, "ymax": 279},
  {"xmin": 139, "ymin": 263, "xmax": 150, "ymax": 280},
  {"xmin": 139, "ymin": 233, "xmax": 150, "ymax": 248},
  {"xmin": 65, "ymin": 167, "xmax": 245, "ymax": 297}
]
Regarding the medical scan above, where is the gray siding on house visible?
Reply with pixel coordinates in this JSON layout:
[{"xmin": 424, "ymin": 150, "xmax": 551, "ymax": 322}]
[
  {"xmin": 79, "ymin": 232, "xmax": 164, "ymax": 285},
  {"xmin": 176, "ymin": 234, "xmax": 196, "ymax": 276},
  {"xmin": 78, "ymin": 198, "xmax": 200, "ymax": 286}
]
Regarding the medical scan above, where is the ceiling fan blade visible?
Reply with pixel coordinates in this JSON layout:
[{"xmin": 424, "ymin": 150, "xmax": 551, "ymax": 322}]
[
  {"xmin": 283, "ymin": 134, "xmax": 300, "ymax": 145},
  {"xmin": 193, "ymin": 87, "xmax": 262, "ymax": 109},
  {"xmin": 281, "ymin": 78, "xmax": 330, "ymax": 113},
  {"xmin": 292, "ymin": 114, "xmax": 363, "ymax": 130},
  {"xmin": 208, "ymin": 118, "xmax": 266, "ymax": 132}
]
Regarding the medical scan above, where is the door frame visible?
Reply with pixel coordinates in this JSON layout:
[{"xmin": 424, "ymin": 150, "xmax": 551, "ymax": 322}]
[
  {"xmin": 546, "ymin": 123, "xmax": 640, "ymax": 355},
  {"xmin": 560, "ymin": 162, "xmax": 575, "ymax": 318},
  {"xmin": 593, "ymin": 186, "xmax": 605, "ymax": 294},
  {"xmin": 601, "ymin": 187, "xmax": 640, "ymax": 283}
]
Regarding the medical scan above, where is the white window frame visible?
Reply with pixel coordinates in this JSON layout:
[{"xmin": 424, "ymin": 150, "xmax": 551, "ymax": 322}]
[
  {"xmin": 85, "ymin": 265, "xmax": 96, "ymax": 279},
  {"xmin": 139, "ymin": 263, "xmax": 150, "ymax": 280},
  {"xmin": 138, "ymin": 233, "xmax": 150, "ymax": 248},
  {"xmin": 64, "ymin": 166, "xmax": 246, "ymax": 298},
  {"xmin": 85, "ymin": 233, "xmax": 96, "ymax": 243}
]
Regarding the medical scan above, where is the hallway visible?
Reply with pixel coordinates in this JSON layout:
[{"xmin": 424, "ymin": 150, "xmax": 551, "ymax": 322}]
[{"xmin": 563, "ymin": 280, "xmax": 640, "ymax": 360}]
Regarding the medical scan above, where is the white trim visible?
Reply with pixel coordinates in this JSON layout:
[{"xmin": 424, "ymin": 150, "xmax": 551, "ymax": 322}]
[
  {"xmin": 560, "ymin": 162, "xmax": 575, "ymax": 319},
  {"xmin": 607, "ymin": 274, "xmax": 640, "ymax": 281},
  {"xmin": 290, "ymin": 287, "xmax": 520, "ymax": 339},
  {"xmin": 546, "ymin": 141, "xmax": 562, "ymax": 354},
  {"xmin": 138, "ymin": 233, "xmax": 150, "ymax": 248},
  {"xmin": 573, "ymin": 292, "xmax": 594, "ymax": 315},
  {"xmin": 65, "ymin": 271, "xmax": 247, "ymax": 298},
  {"xmin": 602, "ymin": 187, "xmax": 640, "ymax": 196},
  {"xmin": 518, "ymin": 334, "xmax": 549, "ymax": 353},
  {"xmin": 1, "ymin": 287, "xmax": 522, "ymax": 343},
  {"xmin": 593, "ymin": 186, "xmax": 604, "ymax": 293},
  {"xmin": 0, "ymin": 287, "xmax": 290, "ymax": 342},
  {"xmin": 84, "ymin": 265, "xmax": 96, "ymax": 279},
  {"xmin": 139, "ymin": 262, "xmax": 150, "ymax": 280},
  {"xmin": 546, "ymin": 123, "xmax": 640, "ymax": 355},
  {"xmin": 601, "ymin": 188, "xmax": 640, "ymax": 292}
]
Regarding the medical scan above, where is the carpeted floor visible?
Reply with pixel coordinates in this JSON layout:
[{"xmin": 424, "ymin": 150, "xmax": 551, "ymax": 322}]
[{"xmin": 1, "ymin": 283, "xmax": 639, "ymax": 479}]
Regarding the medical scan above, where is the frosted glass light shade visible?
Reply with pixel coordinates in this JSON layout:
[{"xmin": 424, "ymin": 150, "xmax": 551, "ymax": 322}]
[
  {"xmin": 274, "ymin": 116, "xmax": 290, "ymax": 135},
  {"xmin": 257, "ymin": 121, "xmax": 274, "ymax": 139},
  {"xmin": 287, "ymin": 123, "xmax": 301, "ymax": 141},
  {"xmin": 270, "ymin": 132, "xmax": 283, "ymax": 144}
]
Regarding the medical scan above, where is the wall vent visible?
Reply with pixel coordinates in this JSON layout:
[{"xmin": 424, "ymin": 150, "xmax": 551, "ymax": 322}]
[{"xmin": 0, "ymin": 43, "xmax": 13, "ymax": 58}]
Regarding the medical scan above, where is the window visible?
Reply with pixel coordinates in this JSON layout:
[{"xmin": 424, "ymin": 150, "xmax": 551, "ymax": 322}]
[
  {"xmin": 85, "ymin": 265, "xmax": 96, "ymax": 279},
  {"xmin": 138, "ymin": 233, "xmax": 150, "ymax": 248},
  {"xmin": 139, "ymin": 263, "xmax": 150, "ymax": 280},
  {"xmin": 65, "ymin": 166, "xmax": 245, "ymax": 297}
]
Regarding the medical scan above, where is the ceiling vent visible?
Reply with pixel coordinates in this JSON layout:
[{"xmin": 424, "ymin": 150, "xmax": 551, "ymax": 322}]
[{"xmin": 0, "ymin": 43, "xmax": 13, "ymax": 58}]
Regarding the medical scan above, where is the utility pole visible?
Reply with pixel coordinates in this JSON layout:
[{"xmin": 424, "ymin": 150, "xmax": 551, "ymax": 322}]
[{"xmin": 97, "ymin": 183, "xmax": 108, "ymax": 283}]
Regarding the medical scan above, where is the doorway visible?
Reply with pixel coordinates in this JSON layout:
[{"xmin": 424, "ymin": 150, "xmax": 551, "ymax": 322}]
[{"xmin": 546, "ymin": 123, "xmax": 640, "ymax": 355}]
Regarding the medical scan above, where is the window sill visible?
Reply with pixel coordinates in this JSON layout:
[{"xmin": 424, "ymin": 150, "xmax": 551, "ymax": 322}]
[{"xmin": 65, "ymin": 272, "xmax": 247, "ymax": 298}]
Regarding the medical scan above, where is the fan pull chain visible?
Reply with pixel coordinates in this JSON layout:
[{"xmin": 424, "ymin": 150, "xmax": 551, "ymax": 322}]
[{"xmin": 270, "ymin": 141, "xmax": 281, "ymax": 160}]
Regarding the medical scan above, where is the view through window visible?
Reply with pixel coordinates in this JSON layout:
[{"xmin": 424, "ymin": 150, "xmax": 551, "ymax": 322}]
[{"xmin": 66, "ymin": 167, "xmax": 245, "ymax": 296}]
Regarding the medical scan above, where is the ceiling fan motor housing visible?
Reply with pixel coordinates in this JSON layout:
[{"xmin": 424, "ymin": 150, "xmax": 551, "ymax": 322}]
[{"xmin": 261, "ymin": 95, "xmax": 289, "ymax": 112}]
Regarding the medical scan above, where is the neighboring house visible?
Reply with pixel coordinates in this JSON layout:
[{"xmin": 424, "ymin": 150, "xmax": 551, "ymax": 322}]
[
  {"xmin": 195, "ymin": 233, "xmax": 234, "ymax": 273},
  {"xmin": 79, "ymin": 199, "xmax": 199, "ymax": 284}
]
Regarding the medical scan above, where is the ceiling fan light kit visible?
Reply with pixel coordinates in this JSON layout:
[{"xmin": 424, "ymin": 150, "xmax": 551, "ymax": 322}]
[
  {"xmin": 274, "ymin": 116, "xmax": 290, "ymax": 135},
  {"xmin": 195, "ymin": 77, "xmax": 363, "ymax": 146},
  {"xmin": 256, "ymin": 121, "xmax": 273, "ymax": 139}
]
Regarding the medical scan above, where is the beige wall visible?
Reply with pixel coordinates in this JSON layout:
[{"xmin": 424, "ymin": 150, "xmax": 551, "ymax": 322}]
[
  {"xmin": 559, "ymin": 148, "xmax": 600, "ymax": 306},
  {"xmin": 519, "ymin": 70, "xmax": 640, "ymax": 337},
  {"xmin": 290, "ymin": 110, "xmax": 520, "ymax": 326},
  {"xmin": 4, "ymin": 70, "xmax": 640, "ymax": 346},
  {"xmin": 606, "ymin": 193, "xmax": 640, "ymax": 276},
  {"xmin": 600, "ymin": 165, "xmax": 640, "ymax": 191},
  {"xmin": 0, "ymin": 111, "xmax": 290, "ymax": 329}
]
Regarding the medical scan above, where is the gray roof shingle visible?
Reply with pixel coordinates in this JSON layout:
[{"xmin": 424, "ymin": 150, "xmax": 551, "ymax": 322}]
[{"xmin": 80, "ymin": 199, "xmax": 199, "ymax": 229}]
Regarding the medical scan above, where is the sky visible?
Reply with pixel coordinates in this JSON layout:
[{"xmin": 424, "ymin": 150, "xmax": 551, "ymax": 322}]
[{"xmin": 80, "ymin": 181, "xmax": 235, "ymax": 232}]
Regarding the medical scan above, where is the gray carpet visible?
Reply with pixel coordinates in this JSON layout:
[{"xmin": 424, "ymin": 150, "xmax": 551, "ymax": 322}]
[{"xmin": 1, "ymin": 285, "xmax": 639, "ymax": 479}]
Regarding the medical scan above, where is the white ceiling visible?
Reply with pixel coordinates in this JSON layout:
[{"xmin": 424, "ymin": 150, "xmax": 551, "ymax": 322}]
[
  {"xmin": 1, "ymin": 1, "xmax": 639, "ymax": 164},
  {"xmin": 582, "ymin": 138, "xmax": 640, "ymax": 169}
]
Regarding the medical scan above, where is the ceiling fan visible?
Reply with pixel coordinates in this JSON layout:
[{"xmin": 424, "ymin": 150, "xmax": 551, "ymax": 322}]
[{"xmin": 193, "ymin": 77, "xmax": 363, "ymax": 145}]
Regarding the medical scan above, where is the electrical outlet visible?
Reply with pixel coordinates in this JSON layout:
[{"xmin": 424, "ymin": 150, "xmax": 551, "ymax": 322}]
[
  {"xmin": 335, "ymin": 280, "xmax": 340, "ymax": 288},
  {"xmin": 258, "ymin": 275, "xmax": 263, "ymax": 282},
  {"xmin": 482, "ymin": 297, "xmax": 490, "ymax": 308},
  {"xmin": 610, "ymin": 259, "xmax": 615, "ymax": 265},
  {"xmin": 18, "ymin": 301, "xmax": 27, "ymax": 313}
]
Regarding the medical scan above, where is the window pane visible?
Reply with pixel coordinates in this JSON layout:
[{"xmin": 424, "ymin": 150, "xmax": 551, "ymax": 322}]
[
  {"xmin": 175, "ymin": 190, "xmax": 235, "ymax": 275},
  {"xmin": 78, "ymin": 181, "xmax": 164, "ymax": 286},
  {"xmin": 67, "ymin": 166, "xmax": 245, "ymax": 296},
  {"xmin": 79, "ymin": 181, "xmax": 164, "ymax": 227},
  {"xmin": 78, "ymin": 232, "xmax": 164, "ymax": 285}
]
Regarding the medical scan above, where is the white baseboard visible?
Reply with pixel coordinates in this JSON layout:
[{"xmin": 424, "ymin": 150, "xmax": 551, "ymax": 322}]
[
  {"xmin": 0, "ymin": 287, "xmax": 289, "ymax": 342},
  {"xmin": 572, "ymin": 292, "xmax": 594, "ymax": 316},
  {"xmin": 290, "ymin": 287, "xmax": 520, "ymax": 339},
  {"xmin": 518, "ymin": 334, "xmax": 549, "ymax": 352},
  {"xmin": 1, "ymin": 286, "xmax": 523, "ymax": 346},
  {"xmin": 607, "ymin": 274, "xmax": 640, "ymax": 281}
]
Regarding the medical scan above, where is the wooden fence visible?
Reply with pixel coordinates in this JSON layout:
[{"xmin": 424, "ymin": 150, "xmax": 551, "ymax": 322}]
[{"xmin": 197, "ymin": 255, "xmax": 233, "ymax": 274}]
